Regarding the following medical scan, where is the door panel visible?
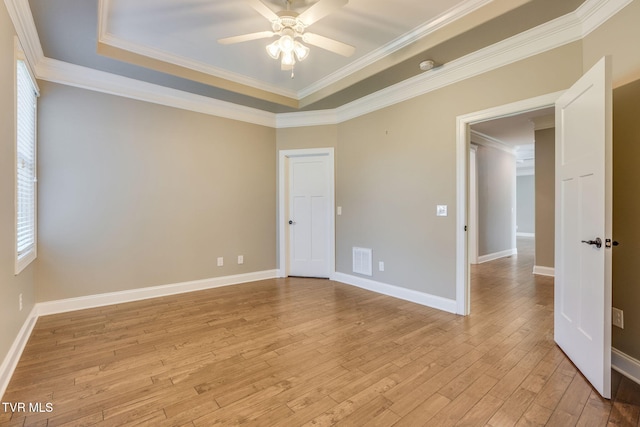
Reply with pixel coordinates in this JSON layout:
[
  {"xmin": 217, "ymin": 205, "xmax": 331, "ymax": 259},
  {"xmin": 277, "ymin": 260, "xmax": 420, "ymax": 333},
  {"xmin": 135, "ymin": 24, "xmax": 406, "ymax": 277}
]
[
  {"xmin": 288, "ymin": 155, "xmax": 331, "ymax": 278},
  {"xmin": 555, "ymin": 56, "xmax": 612, "ymax": 398}
]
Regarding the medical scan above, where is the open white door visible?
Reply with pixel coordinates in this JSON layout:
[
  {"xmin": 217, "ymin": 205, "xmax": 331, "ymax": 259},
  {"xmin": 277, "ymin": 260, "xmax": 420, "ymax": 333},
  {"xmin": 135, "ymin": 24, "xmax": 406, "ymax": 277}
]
[{"xmin": 555, "ymin": 56, "xmax": 612, "ymax": 398}]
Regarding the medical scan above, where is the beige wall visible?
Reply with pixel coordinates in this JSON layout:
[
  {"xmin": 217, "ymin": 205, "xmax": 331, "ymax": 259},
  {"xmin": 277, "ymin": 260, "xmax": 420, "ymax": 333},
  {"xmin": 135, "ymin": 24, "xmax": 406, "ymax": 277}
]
[
  {"xmin": 36, "ymin": 82, "xmax": 276, "ymax": 301},
  {"xmin": 335, "ymin": 42, "xmax": 582, "ymax": 299},
  {"xmin": 583, "ymin": 0, "xmax": 640, "ymax": 88},
  {"xmin": 612, "ymin": 79, "xmax": 640, "ymax": 360},
  {"xmin": 534, "ymin": 128, "xmax": 554, "ymax": 268},
  {"xmin": 0, "ymin": 5, "xmax": 36, "ymax": 371}
]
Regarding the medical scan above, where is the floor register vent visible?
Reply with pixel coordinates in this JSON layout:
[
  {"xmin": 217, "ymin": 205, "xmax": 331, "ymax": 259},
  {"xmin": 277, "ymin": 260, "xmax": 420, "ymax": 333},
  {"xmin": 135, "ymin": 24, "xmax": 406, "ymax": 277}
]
[{"xmin": 352, "ymin": 247, "xmax": 372, "ymax": 276}]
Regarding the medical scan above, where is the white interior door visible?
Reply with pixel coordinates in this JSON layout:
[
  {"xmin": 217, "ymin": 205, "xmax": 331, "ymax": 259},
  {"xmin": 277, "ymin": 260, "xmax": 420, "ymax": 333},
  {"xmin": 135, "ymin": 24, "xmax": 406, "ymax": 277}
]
[
  {"xmin": 555, "ymin": 56, "xmax": 612, "ymax": 398},
  {"xmin": 288, "ymin": 155, "xmax": 331, "ymax": 278}
]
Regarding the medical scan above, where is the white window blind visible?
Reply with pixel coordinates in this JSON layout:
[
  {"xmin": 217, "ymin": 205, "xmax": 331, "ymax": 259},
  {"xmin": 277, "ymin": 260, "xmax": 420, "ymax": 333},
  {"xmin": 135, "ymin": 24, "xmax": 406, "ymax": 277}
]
[{"xmin": 16, "ymin": 59, "xmax": 37, "ymax": 273}]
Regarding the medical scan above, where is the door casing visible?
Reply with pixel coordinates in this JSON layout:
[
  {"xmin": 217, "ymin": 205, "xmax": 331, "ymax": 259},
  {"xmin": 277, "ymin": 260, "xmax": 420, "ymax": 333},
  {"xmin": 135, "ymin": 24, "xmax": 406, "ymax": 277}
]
[
  {"xmin": 278, "ymin": 148, "xmax": 335, "ymax": 278},
  {"xmin": 455, "ymin": 91, "xmax": 564, "ymax": 315}
]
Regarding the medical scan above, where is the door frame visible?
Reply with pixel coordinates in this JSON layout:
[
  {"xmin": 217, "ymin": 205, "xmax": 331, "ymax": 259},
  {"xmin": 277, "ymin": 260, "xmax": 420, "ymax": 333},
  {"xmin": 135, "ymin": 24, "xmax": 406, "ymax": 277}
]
[
  {"xmin": 278, "ymin": 148, "xmax": 335, "ymax": 278},
  {"xmin": 455, "ymin": 91, "xmax": 564, "ymax": 315}
]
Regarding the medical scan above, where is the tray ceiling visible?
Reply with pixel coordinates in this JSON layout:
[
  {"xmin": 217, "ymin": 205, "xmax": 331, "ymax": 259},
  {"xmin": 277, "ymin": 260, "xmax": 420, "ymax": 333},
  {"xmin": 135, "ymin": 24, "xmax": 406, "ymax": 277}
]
[{"xmin": 26, "ymin": 0, "xmax": 586, "ymax": 113}]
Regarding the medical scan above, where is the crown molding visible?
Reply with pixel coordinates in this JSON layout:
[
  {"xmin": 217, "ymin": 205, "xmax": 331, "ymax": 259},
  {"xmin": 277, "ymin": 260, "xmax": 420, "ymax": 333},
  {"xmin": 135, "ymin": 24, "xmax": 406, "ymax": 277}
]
[
  {"xmin": 532, "ymin": 114, "xmax": 555, "ymax": 130},
  {"xmin": 276, "ymin": 109, "xmax": 338, "ymax": 128},
  {"xmin": 577, "ymin": 0, "xmax": 633, "ymax": 37},
  {"xmin": 297, "ymin": 0, "xmax": 493, "ymax": 98},
  {"xmin": 36, "ymin": 57, "xmax": 277, "ymax": 127},
  {"xmin": 330, "ymin": 5, "xmax": 587, "ymax": 124},
  {"xmin": 97, "ymin": 0, "xmax": 298, "ymax": 102},
  {"xmin": 3, "ymin": 0, "xmax": 43, "ymax": 68},
  {"xmin": 5, "ymin": 0, "xmax": 631, "ymax": 128},
  {"xmin": 470, "ymin": 130, "xmax": 516, "ymax": 155}
]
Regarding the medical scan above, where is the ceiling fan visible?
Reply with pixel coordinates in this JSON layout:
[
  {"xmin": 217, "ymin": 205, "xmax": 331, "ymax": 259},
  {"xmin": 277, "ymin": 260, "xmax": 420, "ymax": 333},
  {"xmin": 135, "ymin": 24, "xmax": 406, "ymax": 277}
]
[{"xmin": 218, "ymin": 0, "xmax": 355, "ymax": 72}]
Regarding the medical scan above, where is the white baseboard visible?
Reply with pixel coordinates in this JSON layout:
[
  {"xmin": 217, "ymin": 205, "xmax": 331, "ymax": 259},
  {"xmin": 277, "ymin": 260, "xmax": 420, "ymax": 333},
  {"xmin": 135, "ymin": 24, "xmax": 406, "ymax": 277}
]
[
  {"xmin": 533, "ymin": 266, "xmax": 555, "ymax": 277},
  {"xmin": 37, "ymin": 270, "xmax": 278, "ymax": 316},
  {"xmin": 0, "ymin": 306, "xmax": 39, "ymax": 399},
  {"xmin": 517, "ymin": 232, "xmax": 535, "ymax": 237},
  {"xmin": 477, "ymin": 248, "xmax": 517, "ymax": 264},
  {"xmin": 612, "ymin": 347, "xmax": 640, "ymax": 386},
  {"xmin": 333, "ymin": 272, "xmax": 457, "ymax": 314}
]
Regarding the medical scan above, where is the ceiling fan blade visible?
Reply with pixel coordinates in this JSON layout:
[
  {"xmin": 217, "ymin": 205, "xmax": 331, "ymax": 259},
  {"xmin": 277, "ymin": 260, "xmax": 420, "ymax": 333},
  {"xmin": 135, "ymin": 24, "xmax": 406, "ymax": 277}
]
[
  {"xmin": 218, "ymin": 31, "xmax": 276, "ymax": 44},
  {"xmin": 298, "ymin": 0, "xmax": 348, "ymax": 26},
  {"xmin": 303, "ymin": 33, "xmax": 355, "ymax": 57},
  {"xmin": 247, "ymin": 0, "xmax": 279, "ymax": 21}
]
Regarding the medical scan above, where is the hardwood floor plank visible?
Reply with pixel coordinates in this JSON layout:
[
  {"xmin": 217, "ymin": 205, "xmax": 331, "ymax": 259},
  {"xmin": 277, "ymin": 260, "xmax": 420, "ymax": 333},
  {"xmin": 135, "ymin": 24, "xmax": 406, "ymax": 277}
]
[{"xmin": 3, "ymin": 237, "xmax": 640, "ymax": 426}]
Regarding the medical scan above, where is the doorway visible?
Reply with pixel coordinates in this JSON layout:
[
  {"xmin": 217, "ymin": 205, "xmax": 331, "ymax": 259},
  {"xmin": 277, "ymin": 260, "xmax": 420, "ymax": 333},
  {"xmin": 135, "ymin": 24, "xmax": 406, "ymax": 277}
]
[
  {"xmin": 278, "ymin": 148, "xmax": 335, "ymax": 278},
  {"xmin": 455, "ymin": 91, "xmax": 562, "ymax": 315}
]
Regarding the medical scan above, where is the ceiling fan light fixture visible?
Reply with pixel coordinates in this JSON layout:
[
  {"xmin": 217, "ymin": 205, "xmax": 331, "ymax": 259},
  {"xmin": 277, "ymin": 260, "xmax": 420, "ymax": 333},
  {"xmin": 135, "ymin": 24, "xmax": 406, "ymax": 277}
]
[
  {"xmin": 281, "ymin": 50, "xmax": 295, "ymax": 67},
  {"xmin": 266, "ymin": 41, "xmax": 281, "ymax": 59},
  {"xmin": 294, "ymin": 41, "xmax": 309, "ymax": 61}
]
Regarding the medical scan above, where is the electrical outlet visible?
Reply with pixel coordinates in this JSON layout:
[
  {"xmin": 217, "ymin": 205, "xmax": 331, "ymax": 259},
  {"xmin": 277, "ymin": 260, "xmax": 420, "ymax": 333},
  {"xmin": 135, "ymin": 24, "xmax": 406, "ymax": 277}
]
[
  {"xmin": 378, "ymin": 261, "xmax": 385, "ymax": 272},
  {"xmin": 217, "ymin": 257, "xmax": 224, "ymax": 267},
  {"xmin": 612, "ymin": 307, "xmax": 624, "ymax": 329},
  {"xmin": 238, "ymin": 255, "xmax": 244, "ymax": 265},
  {"xmin": 19, "ymin": 293, "xmax": 23, "ymax": 311}
]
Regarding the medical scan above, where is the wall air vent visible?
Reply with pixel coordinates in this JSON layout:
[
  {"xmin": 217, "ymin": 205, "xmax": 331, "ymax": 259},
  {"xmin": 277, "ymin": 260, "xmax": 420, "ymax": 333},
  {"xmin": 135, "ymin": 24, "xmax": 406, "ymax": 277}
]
[{"xmin": 352, "ymin": 247, "xmax": 372, "ymax": 276}]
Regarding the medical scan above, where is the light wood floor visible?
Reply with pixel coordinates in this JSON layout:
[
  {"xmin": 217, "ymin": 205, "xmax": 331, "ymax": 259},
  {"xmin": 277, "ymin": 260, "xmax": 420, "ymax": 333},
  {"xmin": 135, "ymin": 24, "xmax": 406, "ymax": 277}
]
[{"xmin": 2, "ymin": 238, "xmax": 640, "ymax": 426}]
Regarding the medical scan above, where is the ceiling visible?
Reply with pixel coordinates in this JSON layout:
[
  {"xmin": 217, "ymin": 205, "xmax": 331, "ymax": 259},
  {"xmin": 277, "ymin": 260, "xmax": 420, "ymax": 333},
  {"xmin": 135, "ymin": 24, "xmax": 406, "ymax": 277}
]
[
  {"xmin": 472, "ymin": 107, "xmax": 555, "ymax": 173},
  {"xmin": 26, "ymin": 0, "xmax": 586, "ymax": 113}
]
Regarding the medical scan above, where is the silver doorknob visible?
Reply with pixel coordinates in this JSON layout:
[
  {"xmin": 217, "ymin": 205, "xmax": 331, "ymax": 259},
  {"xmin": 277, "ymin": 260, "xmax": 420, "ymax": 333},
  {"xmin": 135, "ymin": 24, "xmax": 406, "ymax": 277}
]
[
  {"xmin": 581, "ymin": 237, "xmax": 602, "ymax": 248},
  {"xmin": 288, "ymin": 220, "xmax": 295, "ymax": 225}
]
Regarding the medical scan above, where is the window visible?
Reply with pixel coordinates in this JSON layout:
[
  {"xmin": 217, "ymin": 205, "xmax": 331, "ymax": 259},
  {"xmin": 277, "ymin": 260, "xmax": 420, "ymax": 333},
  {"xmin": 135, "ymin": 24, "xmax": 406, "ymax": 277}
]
[{"xmin": 15, "ymin": 57, "xmax": 38, "ymax": 274}]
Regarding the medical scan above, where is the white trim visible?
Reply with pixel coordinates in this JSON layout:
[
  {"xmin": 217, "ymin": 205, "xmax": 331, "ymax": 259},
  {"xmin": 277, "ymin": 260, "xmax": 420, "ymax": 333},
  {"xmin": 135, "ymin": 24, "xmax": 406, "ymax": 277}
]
[
  {"xmin": 6, "ymin": 0, "xmax": 629, "ymax": 127},
  {"xmin": 97, "ymin": 32, "xmax": 298, "ymax": 100},
  {"xmin": 533, "ymin": 265, "xmax": 555, "ymax": 276},
  {"xmin": 477, "ymin": 248, "xmax": 517, "ymax": 264},
  {"xmin": 0, "ymin": 307, "xmax": 38, "ymax": 400},
  {"xmin": 612, "ymin": 348, "xmax": 640, "ymax": 386},
  {"xmin": 456, "ymin": 91, "xmax": 564, "ymax": 315},
  {"xmin": 277, "ymin": 148, "xmax": 335, "ymax": 279},
  {"xmin": 470, "ymin": 130, "xmax": 516, "ymax": 155},
  {"xmin": 532, "ymin": 115, "xmax": 555, "ymax": 131},
  {"xmin": 35, "ymin": 58, "xmax": 277, "ymax": 128},
  {"xmin": 334, "ymin": 272, "xmax": 457, "ymax": 314},
  {"xmin": 297, "ymin": 0, "xmax": 493, "ymax": 99},
  {"xmin": 577, "ymin": 0, "xmax": 633, "ymax": 38},
  {"xmin": 3, "ymin": 0, "xmax": 44, "ymax": 71},
  {"xmin": 276, "ymin": 110, "xmax": 339, "ymax": 129},
  {"xmin": 98, "ymin": 0, "xmax": 492, "ymax": 101},
  {"xmin": 517, "ymin": 232, "xmax": 535, "ymax": 237},
  {"xmin": 37, "ymin": 270, "xmax": 278, "ymax": 316}
]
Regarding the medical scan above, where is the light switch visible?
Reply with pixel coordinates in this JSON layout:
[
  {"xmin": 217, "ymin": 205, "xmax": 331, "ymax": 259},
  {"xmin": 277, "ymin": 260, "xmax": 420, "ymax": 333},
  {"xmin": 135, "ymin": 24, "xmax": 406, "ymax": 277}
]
[
  {"xmin": 337, "ymin": 206, "xmax": 342, "ymax": 215},
  {"xmin": 436, "ymin": 205, "xmax": 448, "ymax": 217}
]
